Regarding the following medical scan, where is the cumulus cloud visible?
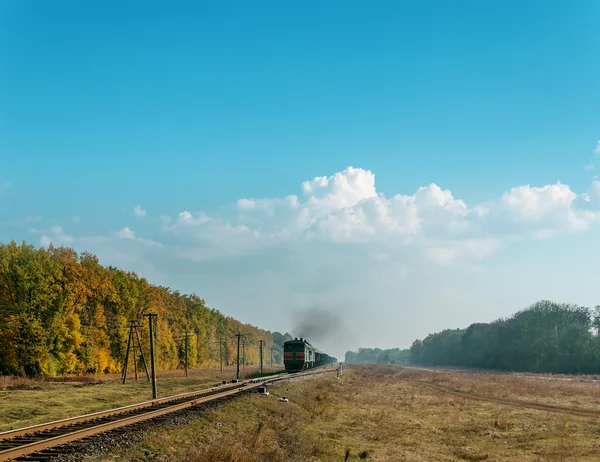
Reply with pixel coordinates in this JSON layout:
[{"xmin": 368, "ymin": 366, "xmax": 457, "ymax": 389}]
[
  {"xmin": 117, "ymin": 227, "xmax": 136, "ymax": 239},
  {"xmin": 502, "ymin": 182, "xmax": 576, "ymax": 220},
  {"xmin": 26, "ymin": 166, "xmax": 600, "ymax": 271},
  {"xmin": 133, "ymin": 205, "xmax": 147, "ymax": 217},
  {"xmin": 152, "ymin": 166, "xmax": 600, "ymax": 265},
  {"xmin": 488, "ymin": 181, "xmax": 600, "ymax": 237},
  {"xmin": 19, "ymin": 165, "xmax": 600, "ymax": 355},
  {"xmin": 302, "ymin": 166, "xmax": 377, "ymax": 212}
]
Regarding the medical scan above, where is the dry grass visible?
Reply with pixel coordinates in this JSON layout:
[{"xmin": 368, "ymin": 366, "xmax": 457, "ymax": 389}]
[
  {"xmin": 400, "ymin": 366, "xmax": 600, "ymax": 412},
  {"xmin": 0, "ymin": 365, "xmax": 281, "ymax": 432},
  {"xmin": 91, "ymin": 365, "xmax": 600, "ymax": 461}
]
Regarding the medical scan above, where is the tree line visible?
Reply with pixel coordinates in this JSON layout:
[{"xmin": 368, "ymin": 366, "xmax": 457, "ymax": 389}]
[
  {"xmin": 346, "ymin": 300, "xmax": 600, "ymax": 375},
  {"xmin": 0, "ymin": 241, "xmax": 293, "ymax": 377},
  {"xmin": 345, "ymin": 348, "xmax": 411, "ymax": 365}
]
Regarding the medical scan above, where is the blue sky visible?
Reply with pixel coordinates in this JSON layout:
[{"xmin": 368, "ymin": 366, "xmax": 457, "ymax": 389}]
[{"xmin": 1, "ymin": 1, "xmax": 599, "ymax": 356}]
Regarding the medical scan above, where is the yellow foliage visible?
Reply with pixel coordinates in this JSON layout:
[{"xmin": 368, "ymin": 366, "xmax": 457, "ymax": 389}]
[
  {"xmin": 0, "ymin": 241, "xmax": 280, "ymax": 377},
  {"xmin": 97, "ymin": 348, "xmax": 111, "ymax": 373}
]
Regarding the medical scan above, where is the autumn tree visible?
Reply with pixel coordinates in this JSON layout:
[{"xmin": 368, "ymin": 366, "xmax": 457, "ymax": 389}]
[{"xmin": 0, "ymin": 241, "xmax": 289, "ymax": 377}]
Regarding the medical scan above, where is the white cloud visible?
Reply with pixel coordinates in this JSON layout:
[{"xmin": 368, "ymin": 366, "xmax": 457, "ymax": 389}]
[
  {"xmin": 302, "ymin": 166, "xmax": 377, "ymax": 212},
  {"xmin": 501, "ymin": 182, "xmax": 575, "ymax": 220},
  {"xmin": 19, "ymin": 164, "xmax": 600, "ymax": 356},
  {"xmin": 117, "ymin": 227, "xmax": 136, "ymax": 239},
  {"xmin": 31, "ymin": 225, "xmax": 75, "ymax": 247},
  {"xmin": 151, "ymin": 167, "xmax": 600, "ymax": 265},
  {"xmin": 25, "ymin": 224, "xmax": 166, "ymax": 284},
  {"xmin": 25, "ymin": 167, "xmax": 600, "ymax": 274},
  {"xmin": 133, "ymin": 205, "xmax": 147, "ymax": 217},
  {"xmin": 588, "ymin": 180, "xmax": 600, "ymax": 204},
  {"xmin": 237, "ymin": 195, "xmax": 299, "ymax": 216}
]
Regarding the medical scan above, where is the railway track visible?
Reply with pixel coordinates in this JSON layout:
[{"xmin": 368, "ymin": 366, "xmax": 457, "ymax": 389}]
[{"xmin": 0, "ymin": 368, "xmax": 333, "ymax": 461}]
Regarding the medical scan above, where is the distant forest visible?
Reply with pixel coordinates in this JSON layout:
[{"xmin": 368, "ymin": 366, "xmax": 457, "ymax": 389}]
[
  {"xmin": 0, "ymin": 241, "xmax": 293, "ymax": 377},
  {"xmin": 346, "ymin": 300, "xmax": 600, "ymax": 375},
  {"xmin": 345, "ymin": 348, "xmax": 411, "ymax": 365}
]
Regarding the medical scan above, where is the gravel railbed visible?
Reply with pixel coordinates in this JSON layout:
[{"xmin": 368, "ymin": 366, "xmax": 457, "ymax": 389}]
[
  {"xmin": 20, "ymin": 372, "xmax": 333, "ymax": 461},
  {"xmin": 20, "ymin": 395, "xmax": 236, "ymax": 461}
]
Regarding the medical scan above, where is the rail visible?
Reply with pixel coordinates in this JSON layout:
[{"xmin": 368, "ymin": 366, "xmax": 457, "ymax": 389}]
[
  {"xmin": 0, "ymin": 373, "xmax": 284, "ymax": 442},
  {"xmin": 0, "ymin": 367, "xmax": 333, "ymax": 461}
]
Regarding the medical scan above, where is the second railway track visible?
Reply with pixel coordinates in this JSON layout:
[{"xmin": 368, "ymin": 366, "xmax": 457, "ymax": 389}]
[{"xmin": 0, "ymin": 368, "xmax": 334, "ymax": 461}]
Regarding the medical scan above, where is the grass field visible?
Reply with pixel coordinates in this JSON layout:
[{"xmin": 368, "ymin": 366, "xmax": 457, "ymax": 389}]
[
  {"xmin": 89, "ymin": 365, "xmax": 600, "ymax": 461},
  {"xmin": 401, "ymin": 366, "xmax": 600, "ymax": 412},
  {"xmin": 0, "ymin": 365, "xmax": 281, "ymax": 432}
]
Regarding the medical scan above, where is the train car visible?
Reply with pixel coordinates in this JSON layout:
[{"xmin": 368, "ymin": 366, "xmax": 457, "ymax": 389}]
[
  {"xmin": 283, "ymin": 338, "xmax": 337, "ymax": 372},
  {"xmin": 283, "ymin": 338, "xmax": 314, "ymax": 371},
  {"xmin": 319, "ymin": 353, "xmax": 338, "ymax": 366}
]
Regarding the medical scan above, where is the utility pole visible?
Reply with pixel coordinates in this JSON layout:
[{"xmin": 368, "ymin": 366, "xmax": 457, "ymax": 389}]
[
  {"xmin": 121, "ymin": 324, "xmax": 133, "ymax": 383},
  {"xmin": 135, "ymin": 323, "xmax": 151, "ymax": 382},
  {"xmin": 219, "ymin": 338, "xmax": 224, "ymax": 373},
  {"xmin": 144, "ymin": 313, "xmax": 158, "ymax": 399},
  {"xmin": 184, "ymin": 331, "xmax": 189, "ymax": 377},
  {"xmin": 133, "ymin": 329, "xmax": 138, "ymax": 380},
  {"xmin": 122, "ymin": 319, "xmax": 150, "ymax": 384},
  {"xmin": 259, "ymin": 340, "xmax": 264, "ymax": 375},
  {"xmin": 235, "ymin": 333, "xmax": 242, "ymax": 380}
]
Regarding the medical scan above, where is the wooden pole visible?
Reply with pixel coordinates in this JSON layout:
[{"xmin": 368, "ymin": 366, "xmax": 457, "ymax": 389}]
[{"xmin": 184, "ymin": 331, "xmax": 189, "ymax": 377}]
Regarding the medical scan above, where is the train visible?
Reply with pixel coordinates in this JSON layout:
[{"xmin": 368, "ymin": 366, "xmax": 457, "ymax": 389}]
[{"xmin": 283, "ymin": 337, "xmax": 338, "ymax": 372}]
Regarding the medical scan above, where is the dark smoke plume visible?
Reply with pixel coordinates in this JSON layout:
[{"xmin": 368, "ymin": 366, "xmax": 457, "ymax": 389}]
[{"xmin": 291, "ymin": 306, "xmax": 344, "ymax": 343}]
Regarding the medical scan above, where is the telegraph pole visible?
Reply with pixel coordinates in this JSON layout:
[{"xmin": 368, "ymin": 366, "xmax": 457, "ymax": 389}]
[
  {"xmin": 235, "ymin": 333, "xmax": 242, "ymax": 380},
  {"xmin": 133, "ymin": 329, "xmax": 138, "ymax": 380},
  {"xmin": 122, "ymin": 319, "xmax": 150, "ymax": 383},
  {"xmin": 134, "ymin": 322, "xmax": 151, "ymax": 381},
  {"xmin": 259, "ymin": 340, "xmax": 264, "ymax": 375},
  {"xmin": 132, "ymin": 321, "xmax": 150, "ymax": 382},
  {"xmin": 219, "ymin": 338, "xmax": 224, "ymax": 373},
  {"xmin": 122, "ymin": 323, "xmax": 133, "ymax": 383},
  {"xmin": 144, "ymin": 313, "xmax": 158, "ymax": 399},
  {"xmin": 184, "ymin": 331, "xmax": 189, "ymax": 377}
]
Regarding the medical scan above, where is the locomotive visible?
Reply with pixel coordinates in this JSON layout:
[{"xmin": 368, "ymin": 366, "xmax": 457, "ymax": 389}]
[{"xmin": 283, "ymin": 337, "xmax": 337, "ymax": 372}]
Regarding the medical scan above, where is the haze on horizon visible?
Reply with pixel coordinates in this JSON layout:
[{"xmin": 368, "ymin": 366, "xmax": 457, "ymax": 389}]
[{"xmin": 1, "ymin": 1, "xmax": 599, "ymax": 360}]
